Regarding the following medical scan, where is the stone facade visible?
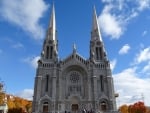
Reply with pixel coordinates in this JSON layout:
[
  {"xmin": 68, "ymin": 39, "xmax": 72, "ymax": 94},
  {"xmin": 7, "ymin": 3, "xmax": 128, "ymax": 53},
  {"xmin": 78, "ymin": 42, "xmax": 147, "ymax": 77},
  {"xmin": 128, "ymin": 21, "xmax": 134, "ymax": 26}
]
[{"xmin": 32, "ymin": 5, "xmax": 119, "ymax": 113}]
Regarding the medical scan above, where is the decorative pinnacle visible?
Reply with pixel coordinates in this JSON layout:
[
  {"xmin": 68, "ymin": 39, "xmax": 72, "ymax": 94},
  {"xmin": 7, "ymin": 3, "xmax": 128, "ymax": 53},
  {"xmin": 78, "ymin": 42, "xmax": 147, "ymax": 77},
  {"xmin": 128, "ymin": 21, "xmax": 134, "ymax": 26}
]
[{"xmin": 73, "ymin": 43, "xmax": 76, "ymax": 53}]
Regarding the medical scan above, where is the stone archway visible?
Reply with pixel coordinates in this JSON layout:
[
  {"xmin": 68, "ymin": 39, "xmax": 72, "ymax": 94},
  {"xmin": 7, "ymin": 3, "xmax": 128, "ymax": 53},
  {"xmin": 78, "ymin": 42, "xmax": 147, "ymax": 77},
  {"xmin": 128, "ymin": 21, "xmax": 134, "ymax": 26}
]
[
  {"xmin": 99, "ymin": 101, "xmax": 107, "ymax": 112},
  {"xmin": 72, "ymin": 104, "xmax": 79, "ymax": 111},
  {"xmin": 62, "ymin": 65, "xmax": 88, "ymax": 99},
  {"xmin": 71, "ymin": 96, "xmax": 79, "ymax": 113}
]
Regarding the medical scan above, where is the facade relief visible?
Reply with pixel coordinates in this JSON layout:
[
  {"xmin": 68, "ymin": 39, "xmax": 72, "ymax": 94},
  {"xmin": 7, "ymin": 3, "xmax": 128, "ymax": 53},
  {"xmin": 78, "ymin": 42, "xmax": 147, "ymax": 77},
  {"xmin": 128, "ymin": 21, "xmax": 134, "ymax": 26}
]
[{"xmin": 32, "ymin": 4, "xmax": 119, "ymax": 113}]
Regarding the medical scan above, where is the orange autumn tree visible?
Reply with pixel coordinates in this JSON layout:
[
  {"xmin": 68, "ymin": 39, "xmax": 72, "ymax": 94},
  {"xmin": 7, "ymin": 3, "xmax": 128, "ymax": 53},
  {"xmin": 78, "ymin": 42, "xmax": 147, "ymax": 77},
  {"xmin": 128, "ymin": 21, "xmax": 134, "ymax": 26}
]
[
  {"xmin": 119, "ymin": 104, "xmax": 129, "ymax": 113},
  {"xmin": 0, "ymin": 81, "xmax": 5, "ymax": 105},
  {"xmin": 128, "ymin": 101, "xmax": 146, "ymax": 113},
  {"xmin": 146, "ymin": 107, "xmax": 150, "ymax": 113},
  {"xmin": 7, "ymin": 95, "xmax": 32, "ymax": 113}
]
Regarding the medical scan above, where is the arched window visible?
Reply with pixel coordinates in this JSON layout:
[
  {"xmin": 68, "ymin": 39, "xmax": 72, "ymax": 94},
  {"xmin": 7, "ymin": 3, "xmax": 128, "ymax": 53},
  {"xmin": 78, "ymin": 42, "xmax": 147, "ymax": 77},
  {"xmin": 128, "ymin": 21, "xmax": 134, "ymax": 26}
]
[
  {"xmin": 68, "ymin": 71, "xmax": 81, "ymax": 94},
  {"xmin": 46, "ymin": 46, "xmax": 49, "ymax": 59},
  {"xmin": 99, "ymin": 47, "xmax": 102, "ymax": 59},
  {"xmin": 100, "ymin": 75, "xmax": 104, "ymax": 92},
  {"xmin": 70, "ymin": 72, "xmax": 80, "ymax": 83},
  {"xmin": 96, "ymin": 46, "xmax": 103, "ymax": 60},
  {"xmin": 43, "ymin": 102, "xmax": 49, "ymax": 112},
  {"xmin": 45, "ymin": 75, "xmax": 49, "ymax": 92},
  {"xmin": 50, "ymin": 46, "xmax": 53, "ymax": 59},
  {"xmin": 96, "ymin": 47, "xmax": 99, "ymax": 60}
]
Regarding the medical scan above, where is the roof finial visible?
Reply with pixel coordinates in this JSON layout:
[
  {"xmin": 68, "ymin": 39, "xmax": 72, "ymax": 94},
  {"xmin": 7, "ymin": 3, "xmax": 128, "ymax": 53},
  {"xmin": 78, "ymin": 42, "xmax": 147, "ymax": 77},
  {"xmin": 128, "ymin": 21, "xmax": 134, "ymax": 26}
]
[{"xmin": 73, "ymin": 43, "xmax": 76, "ymax": 53}]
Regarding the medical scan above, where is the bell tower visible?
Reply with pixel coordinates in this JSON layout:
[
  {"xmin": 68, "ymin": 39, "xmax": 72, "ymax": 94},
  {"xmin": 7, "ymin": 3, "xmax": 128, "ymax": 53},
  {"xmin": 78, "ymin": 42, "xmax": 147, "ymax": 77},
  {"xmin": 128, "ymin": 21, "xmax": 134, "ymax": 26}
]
[
  {"xmin": 32, "ymin": 4, "xmax": 58, "ymax": 113},
  {"xmin": 41, "ymin": 4, "xmax": 58, "ymax": 62},
  {"xmin": 90, "ymin": 7, "xmax": 106, "ymax": 62}
]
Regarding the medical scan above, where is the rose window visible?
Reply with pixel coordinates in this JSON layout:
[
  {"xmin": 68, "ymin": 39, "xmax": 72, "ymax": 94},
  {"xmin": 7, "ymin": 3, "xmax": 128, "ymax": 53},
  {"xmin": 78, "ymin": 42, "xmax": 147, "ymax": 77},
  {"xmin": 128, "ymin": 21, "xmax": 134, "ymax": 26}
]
[{"xmin": 70, "ymin": 72, "xmax": 80, "ymax": 83}]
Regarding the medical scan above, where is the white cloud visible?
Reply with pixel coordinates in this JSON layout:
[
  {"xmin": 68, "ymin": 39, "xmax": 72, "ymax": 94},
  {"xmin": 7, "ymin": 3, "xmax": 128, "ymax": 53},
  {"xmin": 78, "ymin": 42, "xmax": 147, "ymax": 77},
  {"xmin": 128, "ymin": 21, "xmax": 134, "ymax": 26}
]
[
  {"xmin": 98, "ymin": 1, "xmax": 150, "ymax": 39},
  {"xmin": 99, "ymin": 5, "xmax": 123, "ymax": 39},
  {"xmin": 114, "ymin": 46, "xmax": 150, "ymax": 107},
  {"xmin": 135, "ymin": 47, "xmax": 150, "ymax": 64},
  {"xmin": 15, "ymin": 89, "xmax": 33, "ymax": 100},
  {"xmin": 23, "ymin": 56, "xmax": 40, "ymax": 68},
  {"xmin": 142, "ymin": 30, "xmax": 148, "ymax": 36},
  {"xmin": 119, "ymin": 44, "xmax": 130, "ymax": 55},
  {"xmin": 125, "ymin": 11, "xmax": 139, "ymax": 22},
  {"xmin": 110, "ymin": 59, "xmax": 117, "ymax": 71},
  {"xmin": 0, "ymin": 0, "xmax": 49, "ymax": 39},
  {"xmin": 113, "ymin": 68, "xmax": 150, "ymax": 107},
  {"xmin": 102, "ymin": 0, "xmax": 112, "ymax": 3},
  {"xmin": 4, "ymin": 38, "xmax": 24, "ymax": 49},
  {"xmin": 142, "ymin": 61, "xmax": 150, "ymax": 73},
  {"xmin": 99, "ymin": 12, "xmax": 122, "ymax": 39},
  {"xmin": 12, "ymin": 42, "xmax": 24, "ymax": 49},
  {"xmin": 138, "ymin": 0, "xmax": 150, "ymax": 11}
]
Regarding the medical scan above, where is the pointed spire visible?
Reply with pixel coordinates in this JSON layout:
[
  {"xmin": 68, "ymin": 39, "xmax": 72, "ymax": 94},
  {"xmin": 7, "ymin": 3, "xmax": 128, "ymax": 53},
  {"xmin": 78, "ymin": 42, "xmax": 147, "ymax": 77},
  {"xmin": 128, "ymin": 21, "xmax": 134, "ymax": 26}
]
[
  {"xmin": 48, "ymin": 3, "xmax": 56, "ymax": 40},
  {"xmin": 92, "ymin": 6, "xmax": 102, "ymax": 41}
]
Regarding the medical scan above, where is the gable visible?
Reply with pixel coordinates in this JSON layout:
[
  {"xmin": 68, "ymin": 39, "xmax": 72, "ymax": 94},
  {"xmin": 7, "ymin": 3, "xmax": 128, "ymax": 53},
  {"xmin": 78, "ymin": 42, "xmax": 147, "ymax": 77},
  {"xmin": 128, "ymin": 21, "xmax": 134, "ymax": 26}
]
[{"xmin": 60, "ymin": 53, "xmax": 89, "ymax": 70}]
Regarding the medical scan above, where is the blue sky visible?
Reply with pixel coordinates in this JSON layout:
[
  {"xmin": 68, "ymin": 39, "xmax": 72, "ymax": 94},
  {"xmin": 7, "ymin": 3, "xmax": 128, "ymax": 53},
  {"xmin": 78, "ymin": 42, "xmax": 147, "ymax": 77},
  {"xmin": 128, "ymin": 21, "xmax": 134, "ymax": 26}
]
[{"xmin": 0, "ymin": 0, "xmax": 150, "ymax": 107}]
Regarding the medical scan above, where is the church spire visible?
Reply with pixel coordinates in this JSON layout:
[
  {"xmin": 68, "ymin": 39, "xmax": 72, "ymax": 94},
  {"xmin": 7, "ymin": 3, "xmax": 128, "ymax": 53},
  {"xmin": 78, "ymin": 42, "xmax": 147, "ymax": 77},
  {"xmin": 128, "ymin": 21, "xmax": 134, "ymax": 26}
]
[
  {"xmin": 90, "ymin": 6, "xmax": 107, "ymax": 61},
  {"xmin": 91, "ymin": 6, "xmax": 102, "ymax": 41},
  {"xmin": 48, "ymin": 3, "xmax": 56, "ymax": 41},
  {"xmin": 41, "ymin": 4, "xmax": 58, "ymax": 61}
]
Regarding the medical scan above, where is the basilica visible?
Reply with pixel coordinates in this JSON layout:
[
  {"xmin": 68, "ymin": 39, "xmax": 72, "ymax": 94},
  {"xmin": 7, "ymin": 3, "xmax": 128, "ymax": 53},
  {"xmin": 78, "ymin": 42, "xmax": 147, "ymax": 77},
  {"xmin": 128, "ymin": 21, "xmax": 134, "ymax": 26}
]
[{"xmin": 32, "ymin": 4, "xmax": 119, "ymax": 113}]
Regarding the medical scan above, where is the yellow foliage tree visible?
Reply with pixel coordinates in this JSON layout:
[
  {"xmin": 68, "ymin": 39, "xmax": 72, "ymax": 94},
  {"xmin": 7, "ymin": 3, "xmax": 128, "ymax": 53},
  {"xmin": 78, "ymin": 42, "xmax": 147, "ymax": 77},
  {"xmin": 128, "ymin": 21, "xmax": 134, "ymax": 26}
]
[
  {"xmin": 119, "ymin": 104, "xmax": 129, "ymax": 113},
  {"xmin": 0, "ymin": 82, "xmax": 5, "ymax": 105},
  {"xmin": 7, "ymin": 95, "xmax": 32, "ymax": 113}
]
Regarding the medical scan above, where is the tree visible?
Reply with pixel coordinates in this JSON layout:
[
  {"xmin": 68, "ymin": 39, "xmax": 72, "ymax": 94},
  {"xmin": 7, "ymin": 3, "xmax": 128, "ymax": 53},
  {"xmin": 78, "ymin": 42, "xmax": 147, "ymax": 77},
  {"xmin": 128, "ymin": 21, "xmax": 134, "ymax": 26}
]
[
  {"xmin": 128, "ymin": 101, "xmax": 146, "ymax": 113},
  {"xmin": 119, "ymin": 104, "xmax": 129, "ymax": 113},
  {"xmin": 7, "ymin": 95, "xmax": 32, "ymax": 113},
  {"xmin": 0, "ymin": 81, "xmax": 5, "ymax": 105},
  {"xmin": 146, "ymin": 107, "xmax": 150, "ymax": 113},
  {"xmin": 25, "ymin": 102, "xmax": 32, "ymax": 113},
  {"xmin": 8, "ymin": 108, "xmax": 23, "ymax": 113}
]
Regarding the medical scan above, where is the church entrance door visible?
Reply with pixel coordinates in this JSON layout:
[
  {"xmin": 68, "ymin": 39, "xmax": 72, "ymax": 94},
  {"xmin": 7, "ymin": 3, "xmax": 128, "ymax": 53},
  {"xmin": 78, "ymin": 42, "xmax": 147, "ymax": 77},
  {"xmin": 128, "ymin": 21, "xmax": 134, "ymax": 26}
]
[
  {"xmin": 71, "ymin": 96, "xmax": 79, "ymax": 113},
  {"xmin": 100, "ymin": 101, "xmax": 107, "ymax": 111},
  {"xmin": 72, "ymin": 104, "xmax": 78, "ymax": 111}
]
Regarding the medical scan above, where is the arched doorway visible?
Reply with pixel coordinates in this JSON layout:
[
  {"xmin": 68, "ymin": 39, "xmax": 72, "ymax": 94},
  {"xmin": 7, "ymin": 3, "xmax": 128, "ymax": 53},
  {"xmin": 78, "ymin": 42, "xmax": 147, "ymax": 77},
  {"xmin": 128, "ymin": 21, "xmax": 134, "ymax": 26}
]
[
  {"xmin": 72, "ymin": 104, "xmax": 79, "ymax": 111},
  {"xmin": 43, "ymin": 102, "xmax": 49, "ymax": 112},
  {"xmin": 100, "ymin": 101, "xmax": 107, "ymax": 111},
  {"xmin": 71, "ymin": 96, "xmax": 79, "ymax": 113}
]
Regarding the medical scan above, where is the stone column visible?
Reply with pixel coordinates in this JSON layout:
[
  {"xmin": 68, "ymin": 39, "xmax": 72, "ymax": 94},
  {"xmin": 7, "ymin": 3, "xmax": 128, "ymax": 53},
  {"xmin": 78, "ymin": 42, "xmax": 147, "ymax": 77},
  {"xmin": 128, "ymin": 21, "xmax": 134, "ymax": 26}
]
[
  {"xmin": 93, "ymin": 74, "xmax": 97, "ymax": 100},
  {"xmin": 92, "ymin": 68, "xmax": 98, "ymax": 112},
  {"xmin": 88, "ymin": 71, "xmax": 92, "ymax": 101},
  {"xmin": 52, "ymin": 68, "xmax": 57, "ymax": 99},
  {"xmin": 33, "ymin": 75, "xmax": 42, "ymax": 112},
  {"xmin": 35, "ymin": 76, "xmax": 42, "ymax": 101},
  {"xmin": 106, "ymin": 68, "xmax": 117, "ymax": 110},
  {"xmin": 52, "ymin": 66, "xmax": 57, "ymax": 113},
  {"xmin": 59, "ymin": 69, "xmax": 62, "ymax": 100}
]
